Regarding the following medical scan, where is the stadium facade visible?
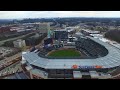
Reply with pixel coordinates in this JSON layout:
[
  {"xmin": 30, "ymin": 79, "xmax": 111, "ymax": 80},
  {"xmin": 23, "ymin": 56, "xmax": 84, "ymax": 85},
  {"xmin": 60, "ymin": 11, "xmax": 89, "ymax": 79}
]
[{"xmin": 22, "ymin": 35, "xmax": 120, "ymax": 79}]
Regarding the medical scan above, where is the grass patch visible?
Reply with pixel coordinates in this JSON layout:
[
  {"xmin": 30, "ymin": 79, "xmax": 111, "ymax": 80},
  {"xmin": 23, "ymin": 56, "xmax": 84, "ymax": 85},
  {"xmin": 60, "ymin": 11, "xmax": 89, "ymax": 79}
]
[{"xmin": 48, "ymin": 49, "xmax": 81, "ymax": 57}]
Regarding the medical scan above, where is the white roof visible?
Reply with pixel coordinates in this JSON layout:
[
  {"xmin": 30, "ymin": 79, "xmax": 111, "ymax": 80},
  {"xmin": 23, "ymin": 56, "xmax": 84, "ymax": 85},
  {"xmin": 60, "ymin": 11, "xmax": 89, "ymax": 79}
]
[
  {"xmin": 25, "ymin": 65, "xmax": 32, "ymax": 71},
  {"xmin": 21, "ymin": 60, "xmax": 26, "ymax": 64},
  {"xmin": 73, "ymin": 71, "xmax": 82, "ymax": 78},
  {"xmin": 22, "ymin": 36, "xmax": 120, "ymax": 69},
  {"xmin": 89, "ymin": 71, "xmax": 99, "ymax": 78},
  {"xmin": 99, "ymin": 38, "xmax": 109, "ymax": 42}
]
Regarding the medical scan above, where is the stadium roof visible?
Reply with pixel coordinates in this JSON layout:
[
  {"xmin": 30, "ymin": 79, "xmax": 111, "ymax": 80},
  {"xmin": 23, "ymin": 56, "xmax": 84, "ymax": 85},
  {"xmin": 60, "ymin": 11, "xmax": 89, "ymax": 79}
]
[{"xmin": 22, "ymin": 36, "xmax": 120, "ymax": 69}]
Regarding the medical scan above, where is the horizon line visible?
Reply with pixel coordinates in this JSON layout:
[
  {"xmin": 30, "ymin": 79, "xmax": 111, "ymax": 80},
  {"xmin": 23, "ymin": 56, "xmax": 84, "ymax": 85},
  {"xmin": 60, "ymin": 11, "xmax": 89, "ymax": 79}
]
[{"xmin": 1, "ymin": 17, "xmax": 120, "ymax": 20}]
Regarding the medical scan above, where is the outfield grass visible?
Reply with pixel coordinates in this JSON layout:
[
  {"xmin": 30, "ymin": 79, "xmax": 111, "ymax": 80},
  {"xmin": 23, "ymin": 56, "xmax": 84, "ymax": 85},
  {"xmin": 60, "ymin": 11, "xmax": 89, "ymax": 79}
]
[{"xmin": 48, "ymin": 49, "xmax": 81, "ymax": 57}]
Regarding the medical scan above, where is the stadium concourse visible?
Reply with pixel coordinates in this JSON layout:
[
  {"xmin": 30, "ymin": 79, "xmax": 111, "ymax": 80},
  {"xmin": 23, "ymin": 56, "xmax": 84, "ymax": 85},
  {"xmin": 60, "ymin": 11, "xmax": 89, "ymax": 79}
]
[{"xmin": 22, "ymin": 35, "xmax": 120, "ymax": 79}]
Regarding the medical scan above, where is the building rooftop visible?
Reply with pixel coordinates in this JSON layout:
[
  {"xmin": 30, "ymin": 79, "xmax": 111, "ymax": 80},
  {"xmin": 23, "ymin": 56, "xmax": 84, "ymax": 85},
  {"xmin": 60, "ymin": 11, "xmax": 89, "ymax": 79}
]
[
  {"xmin": 54, "ymin": 29, "xmax": 67, "ymax": 31},
  {"xmin": 73, "ymin": 71, "xmax": 82, "ymax": 78},
  {"xmin": 89, "ymin": 71, "xmax": 99, "ymax": 78}
]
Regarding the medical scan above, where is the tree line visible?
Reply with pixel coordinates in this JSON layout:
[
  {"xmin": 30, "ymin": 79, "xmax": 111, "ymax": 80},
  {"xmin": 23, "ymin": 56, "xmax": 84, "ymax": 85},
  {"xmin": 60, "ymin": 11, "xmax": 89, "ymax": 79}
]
[{"xmin": 104, "ymin": 30, "xmax": 120, "ymax": 43}]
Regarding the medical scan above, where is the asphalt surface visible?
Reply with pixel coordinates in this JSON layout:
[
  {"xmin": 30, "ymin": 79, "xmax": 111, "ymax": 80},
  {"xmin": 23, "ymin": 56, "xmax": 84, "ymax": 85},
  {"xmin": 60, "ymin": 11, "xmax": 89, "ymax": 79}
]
[{"xmin": 0, "ymin": 32, "xmax": 35, "ymax": 46}]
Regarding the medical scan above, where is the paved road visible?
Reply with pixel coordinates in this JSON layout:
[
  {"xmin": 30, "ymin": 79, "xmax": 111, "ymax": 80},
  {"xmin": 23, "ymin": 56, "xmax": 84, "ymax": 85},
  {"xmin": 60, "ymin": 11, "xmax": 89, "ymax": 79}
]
[{"xmin": 0, "ymin": 32, "xmax": 35, "ymax": 46}]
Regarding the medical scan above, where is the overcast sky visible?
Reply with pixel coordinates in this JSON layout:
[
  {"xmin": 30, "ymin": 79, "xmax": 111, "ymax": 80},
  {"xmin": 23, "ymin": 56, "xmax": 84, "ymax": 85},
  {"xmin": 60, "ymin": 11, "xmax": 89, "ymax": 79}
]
[{"xmin": 0, "ymin": 11, "xmax": 120, "ymax": 19}]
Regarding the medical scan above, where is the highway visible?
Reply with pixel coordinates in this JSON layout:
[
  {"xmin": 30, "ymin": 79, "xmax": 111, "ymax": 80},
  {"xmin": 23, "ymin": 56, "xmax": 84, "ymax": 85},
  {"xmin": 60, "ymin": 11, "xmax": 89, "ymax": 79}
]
[
  {"xmin": 0, "ymin": 32, "xmax": 35, "ymax": 46},
  {"xmin": 0, "ymin": 32, "xmax": 47, "ymax": 79}
]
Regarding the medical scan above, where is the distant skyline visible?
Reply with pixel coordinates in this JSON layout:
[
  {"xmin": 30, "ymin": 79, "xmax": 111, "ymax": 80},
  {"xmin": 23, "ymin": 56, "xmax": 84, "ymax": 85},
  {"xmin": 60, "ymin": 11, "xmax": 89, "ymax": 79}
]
[{"xmin": 1, "ymin": 11, "xmax": 120, "ymax": 19}]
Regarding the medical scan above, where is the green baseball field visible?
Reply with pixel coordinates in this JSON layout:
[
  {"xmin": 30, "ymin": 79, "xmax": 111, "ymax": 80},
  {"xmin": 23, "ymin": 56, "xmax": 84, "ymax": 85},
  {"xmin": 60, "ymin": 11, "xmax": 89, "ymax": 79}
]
[{"xmin": 48, "ymin": 49, "xmax": 81, "ymax": 57}]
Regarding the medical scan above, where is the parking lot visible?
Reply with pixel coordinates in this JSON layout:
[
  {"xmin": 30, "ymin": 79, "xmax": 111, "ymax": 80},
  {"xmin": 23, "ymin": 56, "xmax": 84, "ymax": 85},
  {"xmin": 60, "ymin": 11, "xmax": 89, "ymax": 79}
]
[
  {"xmin": 0, "ymin": 61, "xmax": 22, "ymax": 78},
  {"xmin": 0, "ymin": 47, "xmax": 13, "ymax": 56}
]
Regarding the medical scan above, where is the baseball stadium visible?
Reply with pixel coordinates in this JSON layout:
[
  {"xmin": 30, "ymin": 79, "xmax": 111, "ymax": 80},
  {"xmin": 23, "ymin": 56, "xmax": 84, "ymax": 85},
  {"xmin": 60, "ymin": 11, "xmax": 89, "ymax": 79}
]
[{"xmin": 22, "ymin": 30, "xmax": 120, "ymax": 79}]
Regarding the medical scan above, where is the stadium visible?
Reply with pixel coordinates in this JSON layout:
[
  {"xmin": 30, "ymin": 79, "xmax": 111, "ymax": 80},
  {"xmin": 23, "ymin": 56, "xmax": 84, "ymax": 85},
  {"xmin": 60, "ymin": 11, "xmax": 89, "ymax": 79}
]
[{"xmin": 22, "ymin": 30, "xmax": 120, "ymax": 79}]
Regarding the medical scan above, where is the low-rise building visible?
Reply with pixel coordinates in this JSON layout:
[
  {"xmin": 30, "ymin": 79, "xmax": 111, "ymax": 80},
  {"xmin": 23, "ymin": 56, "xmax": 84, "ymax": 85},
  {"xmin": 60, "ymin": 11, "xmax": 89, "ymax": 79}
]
[{"xmin": 13, "ymin": 39, "xmax": 26, "ymax": 48}]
